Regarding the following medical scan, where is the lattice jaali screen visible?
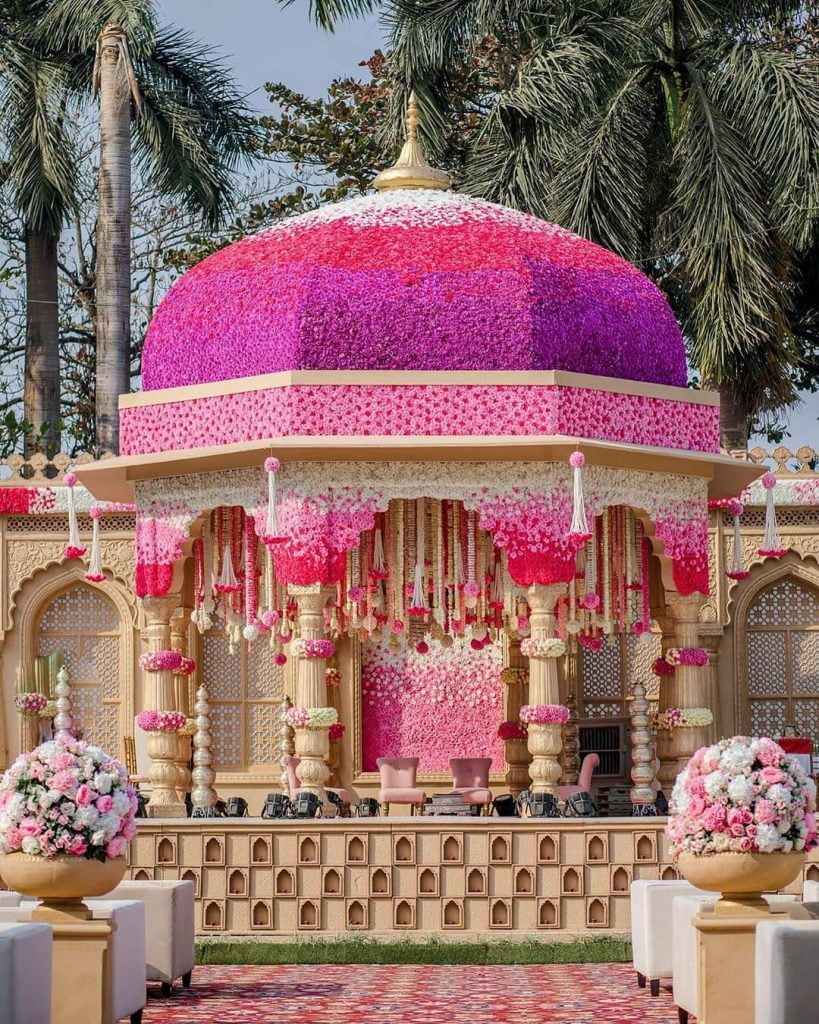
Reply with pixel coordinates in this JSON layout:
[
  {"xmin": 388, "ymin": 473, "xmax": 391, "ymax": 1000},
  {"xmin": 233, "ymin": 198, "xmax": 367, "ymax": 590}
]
[
  {"xmin": 36, "ymin": 584, "xmax": 123, "ymax": 756},
  {"xmin": 201, "ymin": 632, "xmax": 285, "ymax": 772},
  {"xmin": 746, "ymin": 578, "xmax": 819, "ymax": 738}
]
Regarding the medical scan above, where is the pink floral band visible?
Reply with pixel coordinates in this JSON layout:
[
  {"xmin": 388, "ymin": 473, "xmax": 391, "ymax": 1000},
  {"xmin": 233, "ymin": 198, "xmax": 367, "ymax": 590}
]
[
  {"xmin": 290, "ymin": 637, "xmax": 336, "ymax": 659},
  {"xmin": 498, "ymin": 720, "xmax": 528, "ymax": 740},
  {"xmin": 665, "ymin": 647, "xmax": 709, "ymax": 667},
  {"xmin": 136, "ymin": 710, "xmax": 187, "ymax": 733},
  {"xmin": 520, "ymin": 703, "xmax": 570, "ymax": 725},
  {"xmin": 654, "ymin": 707, "xmax": 714, "ymax": 730},
  {"xmin": 14, "ymin": 692, "xmax": 48, "ymax": 715},
  {"xmin": 138, "ymin": 650, "xmax": 196, "ymax": 674}
]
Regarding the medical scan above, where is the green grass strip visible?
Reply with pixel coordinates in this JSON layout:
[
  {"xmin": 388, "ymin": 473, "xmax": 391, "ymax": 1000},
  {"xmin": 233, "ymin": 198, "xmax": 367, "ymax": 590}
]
[{"xmin": 196, "ymin": 936, "xmax": 632, "ymax": 966}]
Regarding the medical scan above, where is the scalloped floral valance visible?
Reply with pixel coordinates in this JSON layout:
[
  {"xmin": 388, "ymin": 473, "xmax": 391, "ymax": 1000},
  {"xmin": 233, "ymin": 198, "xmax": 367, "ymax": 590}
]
[{"xmin": 133, "ymin": 460, "xmax": 708, "ymax": 597}]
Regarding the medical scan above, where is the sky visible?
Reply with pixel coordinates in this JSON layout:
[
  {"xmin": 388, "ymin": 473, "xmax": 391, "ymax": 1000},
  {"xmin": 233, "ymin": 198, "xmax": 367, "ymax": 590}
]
[{"xmin": 156, "ymin": 1, "xmax": 818, "ymax": 447}]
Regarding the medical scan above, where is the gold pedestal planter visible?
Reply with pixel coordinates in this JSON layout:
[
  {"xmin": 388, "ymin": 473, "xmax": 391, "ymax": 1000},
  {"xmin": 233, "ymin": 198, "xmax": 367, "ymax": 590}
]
[
  {"xmin": 678, "ymin": 851, "xmax": 808, "ymax": 1024},
  {"xmin": 527, "ymin": 722, "xmax": 562, "ymax": 795},
  {"xmin": 0, "ymin": 852, "xmax": 128, "ymax": 1024},
  {"xmin": 147, "ymin": 730, "xmax": 188, "ymax": 818}
]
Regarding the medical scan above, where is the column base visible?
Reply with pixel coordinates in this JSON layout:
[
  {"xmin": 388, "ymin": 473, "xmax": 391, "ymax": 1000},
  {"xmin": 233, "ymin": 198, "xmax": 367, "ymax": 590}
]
[
  {"xmin": 31, "ymin": 913, "xmax": 116, "ymax": 1024},
  {"xmin": 693, "ymin": 899, "xmax": 811, "ymax": 1023}
]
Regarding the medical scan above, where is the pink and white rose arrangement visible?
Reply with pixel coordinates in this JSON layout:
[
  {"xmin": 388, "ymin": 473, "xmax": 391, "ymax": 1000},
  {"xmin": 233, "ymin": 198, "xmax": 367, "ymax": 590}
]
[
  {"xmin": 290, "ymin": 638, "xmax": 336, "ymax": 659},
  {"xmin": 0, "ymin": 736, "xmax": 137, "ymax": 861},
  {"xmin": 667, "ymin": 736, "xmax": 818, "ymax": 858},
  {"xmin": 14, "ymin": 693, "xmax": 48, "ymax": 716},
  {"xmin": 286, "ymin": 706, "xmax": 338, "ymax": 728},
  {"xmin": 520, "ymin": 704, "xmax": 570, "ymax": 725}
]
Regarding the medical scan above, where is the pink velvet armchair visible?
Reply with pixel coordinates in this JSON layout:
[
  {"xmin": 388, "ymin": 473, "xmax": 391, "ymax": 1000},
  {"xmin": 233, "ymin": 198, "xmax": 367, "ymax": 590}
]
[
  {"xmin": 449, "ymin": 757, "xmax": 493, "ymax": 813},
  {"xmin": 281, "ymin": 755, "xmax": 357, "ymax": 808},
  {"xmin": 557, "ymin": 753, "xmax": 600, "ymax": 802},
  {"xmin": 377, "ymin": 757, "xmax": 426, "ymax": 815}
]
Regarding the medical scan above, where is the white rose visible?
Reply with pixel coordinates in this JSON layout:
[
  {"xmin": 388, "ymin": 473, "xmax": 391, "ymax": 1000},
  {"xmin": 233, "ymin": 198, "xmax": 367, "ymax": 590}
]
[
  {"xmin": 705, "ymin": 772, "xmax": 729, "ymax": 798},
  {"xmin": 91, "ymin": 829, "xmax": 107, "ymax": 847},
  {"xmin": 727, "ymin": 777, "xmax": 755, "ymax": 805},
  {"xmin": 20, "ymin": 837, "xmax": 40, "ymax": 855},
  {"xmin": 100, "ymin": 811, "xmax": 120, "ymax": 840},
  {"xmin": 778, "ymin": 818, "xmax": 792, "ymax": 834},
  {"xmin": 112, "ymin": 791, "xmax": 131, "ymax": 817},
  {"xmin": 767, "ymin": 784, "xmax": 792, "ymax": 806},
  {"xmin": 93, "ymin": 773, "xmax": 113, "ymax": 795},
  {"xmin": 755, "ymin": 824, "xmax": 781, "ymax": 853},
  {"xmin": 720, "ymin": 747, "xmax": 754, "ymax": 773},
  {"xmin": 73, "ymin": 806, "xmax": 99, "ymax": 829},
  {"xmin": 713, "ymin": 833, "xmax": 730, "ymax": 851}
]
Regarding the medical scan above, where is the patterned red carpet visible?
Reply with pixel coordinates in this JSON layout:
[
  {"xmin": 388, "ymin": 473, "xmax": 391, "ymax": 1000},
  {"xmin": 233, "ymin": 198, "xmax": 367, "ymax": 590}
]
[{"xmin": 143, "ymin": 964, "xmax": 680, "ymax": 1023}]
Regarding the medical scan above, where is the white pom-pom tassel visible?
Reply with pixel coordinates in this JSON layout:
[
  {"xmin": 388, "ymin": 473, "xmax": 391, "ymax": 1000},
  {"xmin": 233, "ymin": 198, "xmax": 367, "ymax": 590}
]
[
  {"xmin": 84, "ymin": 510, "xmax": 105, "ymax": 582},
  {"xmin": 215, "ymin": 543, "xmax": 240, "ymax": 593},
  {"xmin": 567, "ymin": 451, "xmax": 592, "ymax": 546},
  {"xmin": 726, "ymin": 501, "xmax": 749, "ymax": 580},
  {"xmin": 410, "ymin": 497, "xmax": 428, "ymax": 612},
  {"xmin": 63, "ymin": 471, "xmax": 86, "ymax": 559},
  {"xmin": 371, "ymin": 527, "xmax": 387, "ymax": 578},
  {"xmin": 263, "ymin": 457, "xmax": 287, "ymax": 545},
  {"xmin": 759, "ymin": 473, "xmax": 786, "ymax": 558}
]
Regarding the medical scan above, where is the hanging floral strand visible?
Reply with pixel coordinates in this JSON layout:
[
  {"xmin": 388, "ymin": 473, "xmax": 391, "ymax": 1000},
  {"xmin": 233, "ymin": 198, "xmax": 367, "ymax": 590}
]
[
  {"xmin": 759, "ymin": 474, "xmax": 787, "ymax": 558},
  {"xmin": 567, "ymin": 451, "xmax": 592, "ymax": 546},
  {"xmin": 84, "ymin": 506, "xmax": 106, "ymax": 583},
  {"xmin": 262, "ymin": 457, "xmax": 287, "ymax": 545},
  {"xmin": 726, "ymin": 500, "xmax": 749, "ymax": 580},
  {"xmin": 62, "ymin": 471, "xmax": 86, "ymax": 559},
  {"xmin": 243, "ymin": 515, "xmax": 259, "ymax": 640}
]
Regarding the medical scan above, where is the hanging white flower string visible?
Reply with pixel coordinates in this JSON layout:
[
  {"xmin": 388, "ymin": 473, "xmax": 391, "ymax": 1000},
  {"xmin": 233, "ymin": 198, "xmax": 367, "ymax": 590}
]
[
  {"xmin": 567, "ymin": 451, "xmax": 592, "ymax": 546},
  {"xmin": 263, "ymin": 457, "xmax": 287, "ymax": 544},
  {"xmin": 215, "ymin": 543, "xmax": 240, "ymax": 593},
  {"xmin": 726, "ymin": 500, "xmax": 750, "ymax": 579},
  {"xmin": 410, "ymin": 496, "xmax": 429, "ymax": 614},
  {"xmin": 758, "ymin": 473, "xmax": 787, "ymax": 558},
  {"xmin": 84, "ymin": 506, "xmax": 106, "ymax": 583},
  {"xmin": 62, "ymin": 469, "xmax": 86, "ymax": 559},
  {"xmin": 371, "ymin": 525, "xmax": 387, "ymax": 578}
]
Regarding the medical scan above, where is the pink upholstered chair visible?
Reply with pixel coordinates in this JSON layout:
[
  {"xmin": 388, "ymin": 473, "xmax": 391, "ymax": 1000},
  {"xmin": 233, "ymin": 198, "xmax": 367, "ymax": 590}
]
[
  {"xmin": 377, "ymin": 757, "xmax": 426, "ymax": 815},
  {"xmin": 281, "ymin": 755, "xmax": 357, "ymax": 808},
  {"xmin": 449, "ymin": 758, "xmax": 493, "ymax": 813},
  {"xmin": 558, "ymin": 752, "xmax": 600, "ymax": 802}
]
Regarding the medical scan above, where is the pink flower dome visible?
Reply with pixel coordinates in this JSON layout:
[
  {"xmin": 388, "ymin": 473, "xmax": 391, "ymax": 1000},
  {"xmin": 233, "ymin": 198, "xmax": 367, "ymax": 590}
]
[{"xmin": 141, "ymin": 189, "xmax": 687, "ymax": 391}]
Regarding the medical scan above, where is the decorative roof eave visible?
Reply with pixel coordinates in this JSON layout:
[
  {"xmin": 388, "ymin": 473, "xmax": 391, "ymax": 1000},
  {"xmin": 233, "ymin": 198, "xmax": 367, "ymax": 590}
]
[{"xmin": 75, "ymin": 432, "xmax": 761, "ymax": 505}]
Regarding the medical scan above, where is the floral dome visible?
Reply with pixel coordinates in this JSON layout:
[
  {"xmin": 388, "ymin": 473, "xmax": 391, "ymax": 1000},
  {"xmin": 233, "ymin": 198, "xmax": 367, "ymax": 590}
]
[{"xmin": 141, "ymin": 189, "xmax": 687, "ymax": 391}]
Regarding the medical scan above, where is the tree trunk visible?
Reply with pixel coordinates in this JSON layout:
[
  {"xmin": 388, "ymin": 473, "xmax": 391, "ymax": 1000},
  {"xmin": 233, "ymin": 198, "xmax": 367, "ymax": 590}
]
[
  {"xmin": 95, "ymin": 24, "xmax": 132, "ymax": 454},
  {"xmin": 717, "ymin": 382, "xmax": 750, "ymax": 454},
  {"xmin": 23, "ymin": 224, "xmax": 60, "ymax": 454}
]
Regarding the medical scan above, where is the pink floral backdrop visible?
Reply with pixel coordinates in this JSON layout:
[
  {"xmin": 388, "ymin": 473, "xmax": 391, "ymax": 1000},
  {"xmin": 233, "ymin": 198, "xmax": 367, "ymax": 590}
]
[{"xmin": 361, "ymin": 637, "xmax": 504, "ymax": 773}]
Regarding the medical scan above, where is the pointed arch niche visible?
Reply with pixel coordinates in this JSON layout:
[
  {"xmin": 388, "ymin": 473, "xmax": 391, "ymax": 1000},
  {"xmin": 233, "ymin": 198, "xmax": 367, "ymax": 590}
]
[
  {"xmin": 10, "ymin": 563, "xmax": 137, "ymax": 761},
  {"xmin": 731, "ymin": 559, "xmax": 819, "ymax": 737}
]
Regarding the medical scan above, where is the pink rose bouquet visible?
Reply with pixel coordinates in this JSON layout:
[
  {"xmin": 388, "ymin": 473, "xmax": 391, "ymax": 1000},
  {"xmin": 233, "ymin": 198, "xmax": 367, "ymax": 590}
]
[
  {"xmin": 136, "ymin": 710, "xmax": 187, "ymax": 733},
  {"xmin": 666, "ymin": 736, "xmax": 818, "ymax": 858},
  {"xmin": 0, "ymin": 735, "xmax": 137, "ymax": 861},
  {"xmin": 14, "ymin": 693, "xmax": 48, "ymax": 716},
  {"xmin": 290, "ymin": 638, "xmax": 336, "ymax": 659},
  {"xmin": 665, "ymin": 647, "xmax": 709, "ymax": 668},
  {"xmin": 138, "ymin": 650, "xmax": 196, "ymax": 675},
  {"xmin": 519, "ymin": 704, "xmax": 570, "ymax": 725}
]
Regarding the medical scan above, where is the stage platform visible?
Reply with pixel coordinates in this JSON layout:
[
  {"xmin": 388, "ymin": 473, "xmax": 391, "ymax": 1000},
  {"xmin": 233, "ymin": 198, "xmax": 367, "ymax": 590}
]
[{"xmin": 130, "ymin": 817, "xmax": 819, "ymax": 937}]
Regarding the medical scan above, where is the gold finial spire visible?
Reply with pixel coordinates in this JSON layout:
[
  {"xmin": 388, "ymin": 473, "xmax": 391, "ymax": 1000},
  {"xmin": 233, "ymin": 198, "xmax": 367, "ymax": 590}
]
[{"xmin": 372, "ymin": 91, "xmax": 451, "ymax": 192}]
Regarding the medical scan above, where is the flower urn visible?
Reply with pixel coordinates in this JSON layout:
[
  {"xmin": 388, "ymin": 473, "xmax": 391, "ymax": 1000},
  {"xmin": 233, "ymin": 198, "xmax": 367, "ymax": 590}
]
[
  {"xmin": 667, "ymin": 736, "xmax": 817, "ymax": 909},
  {"xmin": 0, "ymin": 852, "xmax": 126, "ymax": 921}
]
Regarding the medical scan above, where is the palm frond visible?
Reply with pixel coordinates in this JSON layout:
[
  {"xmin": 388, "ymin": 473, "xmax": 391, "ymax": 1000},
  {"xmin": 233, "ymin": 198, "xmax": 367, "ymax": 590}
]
[
  {"xmin": 277, "ymin": 0, "xmax": 378, "ymax": 32},
  {"xmin": 25, "ymin": 0, "xmax": 157, "ymax": 57}
]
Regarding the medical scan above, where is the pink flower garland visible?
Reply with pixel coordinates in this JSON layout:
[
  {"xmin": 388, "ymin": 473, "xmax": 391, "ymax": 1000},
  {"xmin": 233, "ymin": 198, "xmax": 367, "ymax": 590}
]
[
  {"xmin": 14, "ymin": 693, "xmax": 48, "ymax": 715},
  {"xmin": 665, "ymin": 647, "xmax": 709, "ymax": 667},
  {"xmin": 520, "ymin": 704, "xmax": 570, "ymax": 725},
  {"xmin": 290, "ymin": 638, "xmax": 336, "ymax": 659},
  {"xmin": 136, "ymin": 710, "xmax": 187, "ymax": 733},
  {"xmin": 138, "ymin": 651, "xmax": 196, "ymax": 674},
  {"xmin": 652, "ymin": 657, "xmax": 676, "ymax": 677}
]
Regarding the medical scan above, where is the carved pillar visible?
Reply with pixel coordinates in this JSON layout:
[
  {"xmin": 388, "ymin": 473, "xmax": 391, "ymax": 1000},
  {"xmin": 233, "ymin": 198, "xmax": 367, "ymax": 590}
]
[
  {"xmin": 504, "ymin": 638, "xmax": 531, "ymax": 797},
  {"xmin": 326, "ymin": 662, "xmax": 342, "ymax": 788},
  {"xmin": 169, "ymin": 606, "xmax": 192, "ymax": 803},
  {"xmin": 290, "ymin": 584, "xmax": 335, "ymax": 809},
  {"xmin": 699, "ymin": 629, "xmax": 723, "ymax": 740},
  {"xmin": 561, "ymin": 638, "xmax": 581, "ymax": 785},
  {"xmin": 526, "ymin": 583, "xmax": 567, "ymax": 795},
  {"xmin": 0, "ymin": 642, "xmax": 9, "ymax": 769},
  {"xmin": 630, "ymin": 679, "xmax": 656, "ymax": 814},
  {"xmin": 655, "ymin": 619, "xmax": 678, "ymax": 795},
  {"xmin": 141, "ymin": 596, "xmax": 186, "ymax": 818},
  {"xmin": 668, "ymin": 592, "xmax": 709, "ymax": 775},
  {"xmin": 279, "ymin": 695, "xmax": 295, "ymax": 795},
  {"xmin": 191, "ymin": 685, "xmax": 218, "ymax": 816}
]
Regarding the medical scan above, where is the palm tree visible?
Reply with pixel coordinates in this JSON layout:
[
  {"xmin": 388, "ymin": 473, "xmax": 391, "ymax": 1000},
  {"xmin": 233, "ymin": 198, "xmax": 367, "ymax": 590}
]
[
  {"xmin": 285, "ymin": 0, "xmax": 819, "ymax": 450},
  {"xmin": 15, "ymin": 0, "xmax": 259, "ymax": 453}
]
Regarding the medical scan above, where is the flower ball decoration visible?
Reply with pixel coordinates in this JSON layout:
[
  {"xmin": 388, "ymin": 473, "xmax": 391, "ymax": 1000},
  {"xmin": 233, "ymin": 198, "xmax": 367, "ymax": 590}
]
[
  {"xmin": 14, "ymin": 693, "xmax": 48, "ymax": 716},
  {"xmin": 0, "ymin": 736, "xmax": 138, "ymax": 861},
  {"xmin": 666, "ymin": 736, "xmax": 818, "ymax": 858},
  {"xmin": 286, "ymin": 706, "xmax": 338, "ymax": 729},
  {"xmin": 136, "ymin": 710, "xmax": 188, "ymax": 733},
  {"xmin": 142, "ymin": 190, "xmax": 687, "ymax": 392},
  {"xmin": 520, "ymin": 704, "xmax": 570, "ymax": 725}
]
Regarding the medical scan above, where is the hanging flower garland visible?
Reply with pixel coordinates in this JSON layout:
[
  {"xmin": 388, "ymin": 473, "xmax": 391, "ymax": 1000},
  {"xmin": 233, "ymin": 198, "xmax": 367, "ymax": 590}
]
[
  {"xmin": 725, "ymin": 499, "xmax": 749, "ymax": 580},
  {"xmin": 14, "ymin": 692, "xmax": 47, "ymax": 715},
  {"xmin": 520, "ymin": 637, "xmax": 566, "ymax": 659},
  {"xmin": 578, "ymin": 633, "xmax": 603, "ymax": 652},
  {"xmin": 62, "ymin": 470, "xmax": 86, "ymax": 559},
  {"xmin": 290, "ymin": 638, "xmax": 336, "ymax": 659},
  {"xmin": 136, "ymin": 710, "xmax": 187, "ymax": 733},
  {"xmin": 325, "ymin": 666, "xmax": 342, "ymax": 686},
  {"xmin": 84, "ymin": 505, "xmax": 106, "ymax": 583},
  {"xmin": 759, "ymin": 472, "xmax": 787, "ymax": 558},
  {"xmin": 138, "ymin": 650, "xmax": 196, "ymax": 674},
  {"xmin": 665, "ymin": 647, "xmax": 709, "ymax": 667},
  {"xmin": 498, "ymin": 720, "xmax": 528, "ymax": 740},
  {"xmin": 520, "ymin": 703, "xmax": 570, "ymax": 725},
  {"xmin": 654, "ymin": 707, "xmax": 714, "ymax": 731},
  {"xmin": 500, "ymin": 667, "xmax": 528, "ymax": 686},
  {"xmin": 286, "ymin": 706, "xmax": 338, "ymax": 728}
]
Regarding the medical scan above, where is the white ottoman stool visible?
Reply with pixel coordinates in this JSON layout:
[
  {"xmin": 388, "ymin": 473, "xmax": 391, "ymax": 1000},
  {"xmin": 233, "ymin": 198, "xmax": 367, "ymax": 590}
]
[
  {"xmin": 0, "ymin": 922, "xmax": 52, "ymax": 1024},
  {"xmin": 97, "ymin": 880, "xmax": 195, "ymax": 995},
  {"xmin": 0, "ymin": 899, "xmax": 146, "ymax": 1023},
  {"xmin": 630, "ymin": 879, "xmax": 709, "ymax": 995},
  {"xmin": 673, "ymin": 892, "xmax": 797, "ymax": 1024},
  {"xmin": 803, "ymin": 878, "xmax": 819, "ymax": 902},
  {"xmin": 756, "ymin": 918, "xmax": 819, "ymax": 1024}
]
